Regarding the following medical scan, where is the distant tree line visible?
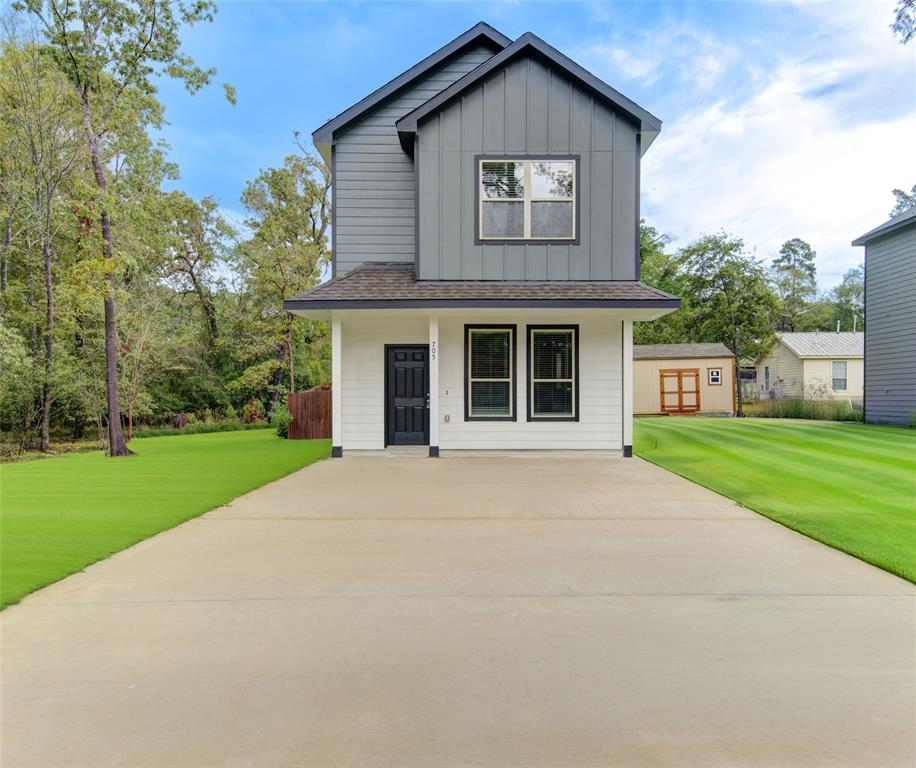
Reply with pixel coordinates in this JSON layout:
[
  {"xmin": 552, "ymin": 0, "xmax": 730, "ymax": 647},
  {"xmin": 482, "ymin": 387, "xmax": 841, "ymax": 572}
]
[{"xmin": 0, "ymin": 2, "xmax": 329, "ymax": 457}]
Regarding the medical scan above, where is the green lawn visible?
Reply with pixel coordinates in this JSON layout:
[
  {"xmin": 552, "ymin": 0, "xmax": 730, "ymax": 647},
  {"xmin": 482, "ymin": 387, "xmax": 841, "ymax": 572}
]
[
  {"xmin": 635, "ymin": 418, "xmax": 916, "ymax": 582},
  {"xmin": 0, "ymin": 430, "xmax": 330, "ymax": 608}
]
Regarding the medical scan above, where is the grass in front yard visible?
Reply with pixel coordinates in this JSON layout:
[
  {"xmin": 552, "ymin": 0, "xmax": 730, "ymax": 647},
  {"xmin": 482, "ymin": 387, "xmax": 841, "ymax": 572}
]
[
  {"xmin": 0, "ymin": 430, "xmax": 330, "ymax": 608},
  {"xmin": 635, "ymin": 418, "xmax": 916, "ymax": 582}
]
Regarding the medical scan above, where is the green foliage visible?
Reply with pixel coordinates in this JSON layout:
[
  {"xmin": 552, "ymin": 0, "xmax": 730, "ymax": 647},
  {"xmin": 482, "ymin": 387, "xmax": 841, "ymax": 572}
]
[
  {"xmin": 772, "ymin": 238, "xmax": 817, "ymax": 331},
  {"xmin": 132, "ymin": 420, "xmax": 270, "ymax": 438},
  {"xmin": 241, "ymin": 397, "xmax": 266, "ymax": 424},
  {"xmin": 745, "ymin": 398, "xmax": 863, "ymax": 422},
  {"xmin": 891, "ymin": 184, "xmax": 916, "ymax": 215},
  {"xmin": 892, "ymin": 0, "xmax": 916, "ymax": 44},
  {"xmin": 271, "ymin": 404, "xmax": 291, "ymax": 438}
]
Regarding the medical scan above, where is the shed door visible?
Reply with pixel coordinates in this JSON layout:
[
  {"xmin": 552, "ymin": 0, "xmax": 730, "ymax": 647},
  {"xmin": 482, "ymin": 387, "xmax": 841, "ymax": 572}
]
[
  {"xmin": 386, "ymin": 346, "xmax": 429, "ymax": 446},
  {"xmin": 660, "ymin": 369, "xmax": 701, "ymax": 413}
]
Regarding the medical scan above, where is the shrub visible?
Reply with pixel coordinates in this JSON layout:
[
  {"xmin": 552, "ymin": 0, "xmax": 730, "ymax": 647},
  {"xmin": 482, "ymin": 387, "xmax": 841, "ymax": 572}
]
[
  {"xmin": 746, "ymin": 398, "xmax": 863, "ymax": 422},
  {"xmin": 170, "ymin": 412, "xmax": 188, "ymax": 429},
  {"xmin": 225, "ymin": 404, "xmax": 238, "ymax": 421},
  {"xmin": 241, "ymin": 398, "xmax": 265, "ymax": 424},
  {"xmin": 133, "ymin": 420, "xmax": 271, "ymax": 438},
  {"xmin": 271, "ymin": 405, "xmax": 292, "ymax": 438}
]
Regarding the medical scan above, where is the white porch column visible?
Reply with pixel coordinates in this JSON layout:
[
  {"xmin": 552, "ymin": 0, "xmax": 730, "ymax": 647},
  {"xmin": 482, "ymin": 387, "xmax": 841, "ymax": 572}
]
[
  {"xmin": 622, "ymin": 319, "xmax": 634, "ymax": 456},
  {"xmin": 428, "ymin": 315, "xmax": 440, "ymax": 457},
  {"xmin": 331, "ymin": 314, "xmax": 343, "ymax": 458}
]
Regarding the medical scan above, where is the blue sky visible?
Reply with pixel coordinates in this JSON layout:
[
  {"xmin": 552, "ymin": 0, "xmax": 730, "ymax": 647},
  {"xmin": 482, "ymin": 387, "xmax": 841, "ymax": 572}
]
[{"xmin": 156, "ymin": 0, "xmax": 916, "ymax": 289}]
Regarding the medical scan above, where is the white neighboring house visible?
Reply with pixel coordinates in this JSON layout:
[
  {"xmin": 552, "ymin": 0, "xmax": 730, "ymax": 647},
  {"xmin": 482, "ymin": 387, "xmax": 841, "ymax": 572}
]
[
  {"xmin": 285, "ymin": 24, "xmax": 678, "ymax": 457},
  {"xmin": 755, "ymin": 332, "xmax": 863, "ymax": 403}
]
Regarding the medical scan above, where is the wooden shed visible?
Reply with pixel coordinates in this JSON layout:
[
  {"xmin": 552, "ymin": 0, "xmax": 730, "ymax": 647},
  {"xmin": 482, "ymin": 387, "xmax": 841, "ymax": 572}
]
[{"xmin": 634, "ymin": 343, "xmax": 736, "ymax": 415}]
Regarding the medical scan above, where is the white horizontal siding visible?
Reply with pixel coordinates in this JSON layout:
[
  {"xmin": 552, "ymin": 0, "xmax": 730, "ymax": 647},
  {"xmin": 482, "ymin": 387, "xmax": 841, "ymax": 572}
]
[
  {"xmin": 340, "ymin": 315, "xmax": 428, "ymax": 449},
  {"xmin": 802, "ymin": 358, "xmax": 863, "ymax": 401},
  {"xmin": 336, "ymin": 310, "xmax": 625, "ymax": 451}
]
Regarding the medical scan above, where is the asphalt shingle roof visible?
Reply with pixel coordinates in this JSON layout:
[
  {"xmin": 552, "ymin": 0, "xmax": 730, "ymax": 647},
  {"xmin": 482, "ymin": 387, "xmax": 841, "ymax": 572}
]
[
  {"xmin": 777, "ymin": 332, "xmax": 863, "ymax": 358},
  {"xmin": 285, "ymin": 263, "xmax": 680, "ymax": 309},
  {"xmin": 633, "ymin": 343, "xmax": 734, "ymax": 360},
  {"xmin": 852, "ymin": 206, "xmax": 916, "ymax": 246}
]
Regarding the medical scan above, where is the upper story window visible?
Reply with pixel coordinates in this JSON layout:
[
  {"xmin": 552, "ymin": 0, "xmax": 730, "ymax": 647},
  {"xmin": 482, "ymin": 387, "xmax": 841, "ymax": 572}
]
[
  {"xmin": 832, "ymin": 360, "xmax": 847, "ymax": 391},
  {"xmin": 478, "ymin": 158, "xmax": 577, "ymax": 243}
]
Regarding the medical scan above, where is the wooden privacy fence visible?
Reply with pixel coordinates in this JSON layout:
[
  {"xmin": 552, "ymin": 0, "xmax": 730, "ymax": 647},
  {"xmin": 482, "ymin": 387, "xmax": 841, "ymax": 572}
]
[{"xmin": 287, "ymin": 384, "xmax": 331, "ymax": 439}]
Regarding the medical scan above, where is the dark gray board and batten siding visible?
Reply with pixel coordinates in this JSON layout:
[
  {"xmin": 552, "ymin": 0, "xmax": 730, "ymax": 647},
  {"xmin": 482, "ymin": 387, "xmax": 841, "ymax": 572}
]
[
  {"xmin": 416, "ymin": 55, "xmax": 639, "ymax": 282},
  {"xmin": 864, "ymin": 225, "xmax": 916, "ymax": 425},
  {"xmin": 333, "ymin": 45, "xmax": 495, "ymax": 276}
]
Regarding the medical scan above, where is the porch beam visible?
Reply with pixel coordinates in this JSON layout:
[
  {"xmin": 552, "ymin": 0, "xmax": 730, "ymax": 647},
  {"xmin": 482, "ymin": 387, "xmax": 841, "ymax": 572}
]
[
  {"xmin": 428, "ymin": 315, "xmax": 440, "ymax": 456},
  {"xmin": 622, "ymin": 319, "xmax": 633, "ymax": 456},
  {"xmin": 331, "ymin": 314, "xmax": 343, "ymax": 457}
]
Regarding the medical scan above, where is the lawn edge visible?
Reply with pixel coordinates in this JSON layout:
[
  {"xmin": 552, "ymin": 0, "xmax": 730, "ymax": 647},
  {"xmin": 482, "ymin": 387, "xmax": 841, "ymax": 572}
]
[
  {"xmin": 0, "ymin": 439, "xmax": 331, "ymax": 610},
  {"xmin": 634, "ymin": 450, "xmax": 916, "ymax": 586}
]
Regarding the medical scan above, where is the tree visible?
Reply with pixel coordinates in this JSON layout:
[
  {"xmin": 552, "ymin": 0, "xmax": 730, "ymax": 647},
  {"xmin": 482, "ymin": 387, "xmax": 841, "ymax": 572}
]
[
  {"xmin": 892, "ymin": 0, "xmax": 915, "ymax": 43},
  {"xmin": 18, "ymin": 0, "xmax": 225, "ymax": 455},
  {"xmin": 831, "ymin": 265, "xmax": 864, "ymax": 331},
  {"xmin": 634, "ymin": 221, "xmax": 688, "ymax": 344},
  {"xmin": 237, "ymin": 146, "xmax": 330, "ymax": 410},
  {"xmin": 159, "ymin": 192, "xmax": 233, "ymax": 352},
  {"xmin": 678, "ymin": 233, "xmax": 778, "ymax": 416},
  {"xmin": 891, "ymin": 184, "xmax": 916, "ymax": 216},
  {"xmin": 771, "ymin": 238, "xmax": 817, "ymax": 331},
  {"xmin": 1, "ymin": 35, "xmax": 82, "ymax": 451}
]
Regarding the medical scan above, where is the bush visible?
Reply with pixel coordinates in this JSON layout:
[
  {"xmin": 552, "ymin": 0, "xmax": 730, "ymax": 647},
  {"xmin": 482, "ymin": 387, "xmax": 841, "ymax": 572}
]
[
  {"xmin": 241, "ymin": 398, "xmax": 265, "ymax": 424},
  {"xmin": 271, "ymin": 405, "xmax": 292, "ymax": 438},
  {"xmin": 745, "ymin": 398, "xmax": 863, "ymax": 422},
  {"xmin": 132, "ymin": 420, "xmax": 271, "ymax": 439}
]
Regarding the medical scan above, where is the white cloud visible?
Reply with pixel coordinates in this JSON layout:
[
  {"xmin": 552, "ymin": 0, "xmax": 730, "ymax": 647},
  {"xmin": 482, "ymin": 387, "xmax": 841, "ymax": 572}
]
[{"xmin": 638, "ymin": 1, "xmax": 916, "ymax": 288}]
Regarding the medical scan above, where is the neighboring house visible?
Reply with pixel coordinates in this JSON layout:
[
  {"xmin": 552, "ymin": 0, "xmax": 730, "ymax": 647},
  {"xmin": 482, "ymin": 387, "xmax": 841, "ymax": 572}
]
[
  {"xmin": 634, "ymin": 343, "xmax": 735, "ymax": 416},
  {"xmin": 852, "ymin": 207, "xmax": 916, "ymax": 426},
  {"xmin": 285, "ymin": 23, "xmax": 678, "ymax": 456},
  {"xmin": 755, "ymin": 332, "xmax": 863, "ymax": 402}
]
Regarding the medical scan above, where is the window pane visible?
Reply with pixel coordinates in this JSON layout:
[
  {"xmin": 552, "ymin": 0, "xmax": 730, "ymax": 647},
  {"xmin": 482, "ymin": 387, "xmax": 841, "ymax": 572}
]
[
  {"xmin": 482, "ymin": 201, "xmax": 523, "ymax": 238},
  {"xmin": 481, "ymin": 161, "xmax": 524, "ymax": 198},
  {"xmin": 471, "ymin": 331, "xmax": 510, "ymax": 379},
  {"xmin": 530, "ymin": 161, "xmax": 574, "ymax": 198},
  {"xmin": 531, "ymin": 201, "xmax": 573, "ymax": 238},
  {"xmin": 471, "ymin": 381, "xmax": 511, "ymax": 416},
  {"xmin": 533, "ymin": 382, "xmax": 573, "ymax": 416},
  {"xmin": 532, "ymin": 331, "xmax": 573, "ymax": 379},
  {"xmin": 832, "ymin": 361, "xmax": 847, "ymax": 390}
]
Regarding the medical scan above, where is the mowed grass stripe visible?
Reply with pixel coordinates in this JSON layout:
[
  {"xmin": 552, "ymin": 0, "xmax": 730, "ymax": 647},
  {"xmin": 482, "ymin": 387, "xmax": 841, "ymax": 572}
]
[
  {"xmin": 0, "ymin": 430, "xmax": 330, "ymax": 608},
  {"xmin": 634, "ymin": 418, "xmax": 916, "ymax": 582}
]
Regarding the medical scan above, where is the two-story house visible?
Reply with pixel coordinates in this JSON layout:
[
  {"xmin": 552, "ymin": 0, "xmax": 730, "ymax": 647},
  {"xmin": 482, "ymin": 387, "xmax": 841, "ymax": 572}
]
[{"xmin": 285, "ymin": 23, "xmax": 679, "ymax": 456}]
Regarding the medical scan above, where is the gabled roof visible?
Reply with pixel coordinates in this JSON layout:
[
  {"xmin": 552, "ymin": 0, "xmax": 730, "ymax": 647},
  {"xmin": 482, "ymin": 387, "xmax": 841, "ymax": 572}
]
[
  {"xmin": 285, "ymin": 263, "xmax": 680, "ymax": 311},
  {"xmin": 311, "ymin": 22, "xmax": 510, "ymax": 161},
  {"xmin": 852, "ymin": 205, "xmax": 916, "ymax": 246},
  {"xmin": 395, "ymin": 32, "xmax": 662, "ymax": 156},
  {"xmin": 776, "ymin": 332, "xmax": 863, "ymax": 358},
  {"xmin": 634, "ymin": 343, "xmax": 734, "ymax": 360}
]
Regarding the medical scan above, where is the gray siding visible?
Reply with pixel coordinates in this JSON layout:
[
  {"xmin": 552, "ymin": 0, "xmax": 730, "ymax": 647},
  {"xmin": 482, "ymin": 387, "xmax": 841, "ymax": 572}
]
[
  {"xmin": 417, "ymin": 54, "xmax": 639, "ymax": 281},
  {"xmin": 864, "ymin": 225, "xmax": 916, "ymax": 425},
  {"xmin": 333, "ymin": 45, "xmax": 494, "ymax": 275}
]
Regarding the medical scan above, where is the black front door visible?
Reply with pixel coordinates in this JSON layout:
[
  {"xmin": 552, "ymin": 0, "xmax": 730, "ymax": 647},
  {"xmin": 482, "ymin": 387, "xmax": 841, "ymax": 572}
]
[{"xmin": 386, "ymin": 346, "xmax": 429, "ymax": 446}]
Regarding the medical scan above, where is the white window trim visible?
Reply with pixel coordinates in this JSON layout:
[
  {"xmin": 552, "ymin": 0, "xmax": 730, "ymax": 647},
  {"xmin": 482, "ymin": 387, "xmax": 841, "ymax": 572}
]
[
  {"xmin": 832, "ymin": 360, "xmax": 848, "ymax": 391},
  {"xmin": 529, "ymin": 327, "xmax": 577, "ymax": 420},
  {"xmin": 708, "ymin": 368, "xmax": 722, "ymax": 386},
  {"xmin": 467, "ymin": 327, "xmax": 514, "ymax": 419},
  {"xmin": 479, "ymin": 159, "xmax": 576, "ymax": 241}
]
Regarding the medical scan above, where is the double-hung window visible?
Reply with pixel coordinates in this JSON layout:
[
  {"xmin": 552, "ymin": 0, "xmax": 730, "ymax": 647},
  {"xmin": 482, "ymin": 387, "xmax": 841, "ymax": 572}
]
[
  {"xmin": 832, "ymin": 360, "xmax": 847, "ymax": 391},
  {"xmin": 528, "ymin": 326, "xmax": 578, "ymax": 421},
  {"xmin": 465, "ymin": 326, "xmax": 516, "ymax": 420},
  {"xmin": 478, "ymin": 158, "xmax": 577, "ymax": 242},
  {"xmin": 708, "ymin": 368, "xmax": 722, "ymax": 386}
]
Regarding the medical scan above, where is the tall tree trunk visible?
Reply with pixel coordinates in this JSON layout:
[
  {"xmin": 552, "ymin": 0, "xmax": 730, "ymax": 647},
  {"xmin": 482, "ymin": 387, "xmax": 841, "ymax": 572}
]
[
  {"xmin": 266, "ymin": 343, "xmax": 286, "ymax": 414},
  {"xmin": 1, "ymin": 213, "xmax": 11, "ymax": 307},
  {"xmin": 79, "ymin": 96, "xmax": 129, "ymax": 456},
  {"xmin": 40, "ymin": 235, "xmax": 53, "ymax": 452}
]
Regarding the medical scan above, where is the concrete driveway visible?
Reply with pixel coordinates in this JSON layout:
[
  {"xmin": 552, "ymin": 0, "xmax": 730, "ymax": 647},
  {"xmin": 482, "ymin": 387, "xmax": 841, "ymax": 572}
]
[{"xmin": 2, "ymin": 454, "xmax": 914, "ymax": 767}]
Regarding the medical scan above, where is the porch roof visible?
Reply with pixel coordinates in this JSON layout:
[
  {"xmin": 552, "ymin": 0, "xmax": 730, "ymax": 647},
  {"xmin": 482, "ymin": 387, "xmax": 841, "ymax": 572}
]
[{"xmin": 284, "ymin": 263, "xmax": 681, "ymax": 311}]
